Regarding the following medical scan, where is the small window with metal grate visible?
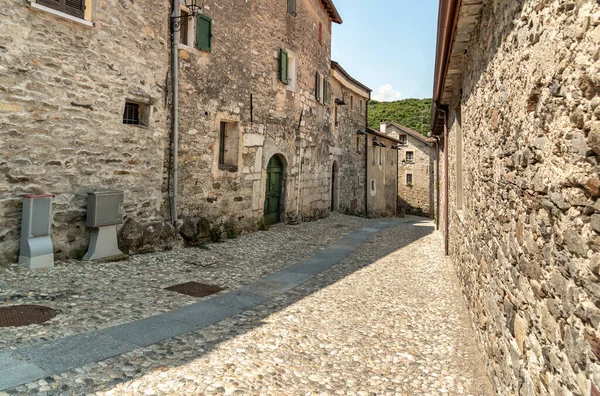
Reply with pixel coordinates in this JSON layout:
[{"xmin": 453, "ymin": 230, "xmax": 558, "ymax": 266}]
[{"xmin": 123, "ymin": 101, "xmax": 150, "ymax": 127}]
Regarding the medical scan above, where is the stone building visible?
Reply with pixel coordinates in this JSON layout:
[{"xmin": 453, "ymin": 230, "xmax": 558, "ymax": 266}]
[
  {"xmin": 366, "ymin": 128, "xmax": 399, "ymax": 217},
  {"xmin": 381, "ymin": 122, "xmax": 433, "ymax": 216},
  {"xmin": 329, "ymin": 61, "xmax": 370, "ymax": 216},
  {"xmin": 173, "ymin": 0, "xmax": 344, "ymax": 243},
  {"xmin": 432, "ymin": 0, "xmax": 600, "ymax": 394},
  {"xmin": 0, "ymin": 0, "xmax": 172, "ymax": 263},
  {"xmin": 0, "ymin": 0, "xmax": 344, "ymax": 264}
]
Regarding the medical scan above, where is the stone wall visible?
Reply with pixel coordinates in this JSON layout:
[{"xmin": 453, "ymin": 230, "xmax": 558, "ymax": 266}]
[
  {"xmin": 0, "ymin": 0, "xmax": 171, "ymax": 264},
  {"xmin": 366, "ymin": 132, "xmax": 398, "ymax": 217},
  {"xmin": 174, "ymin": 0, "xmax": 338, "ymax": 239},
  {"xmin": 330, "ymin": 67, "xmax": 368, "ymax": 216},
  {"xmin": 441, "ymin": 1, "xmax": 600, "ymax": 394}
]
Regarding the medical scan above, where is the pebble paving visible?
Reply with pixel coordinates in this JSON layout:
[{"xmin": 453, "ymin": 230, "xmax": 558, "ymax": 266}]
[
  {"xmin": 0, "ymin": 215, "xmax": 493, "ymax": 395},
  {"xmin": 0, "ymin": 214, "xmax": 371, "ymax": 352}
]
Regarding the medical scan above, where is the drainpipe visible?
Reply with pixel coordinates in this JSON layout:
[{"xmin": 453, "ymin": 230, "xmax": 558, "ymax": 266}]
[
  {"xmin": 432, "ymin": 135, "xmax": 441, "ymax": 230},
  {"xmin": 364, "ymin": 95, "xmax": 370, "ymax": 216},
  {"xmin": 295, "ymin": 110, "xmax": 304, "ymax": 216},
  {"xmin": 171, "ymin": 0, "xmax": 179, "ymax": 225},
  {"xmin": 442, "ymin": 110, "xmax": 449, "ymax": 256}
]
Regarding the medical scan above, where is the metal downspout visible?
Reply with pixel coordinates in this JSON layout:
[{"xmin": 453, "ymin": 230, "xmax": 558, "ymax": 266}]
[
  {"xmin": 365, "ymin": 95, "xmax": 370, "ymax": 216},
  {"xmin": 442, "ymin": 110, "xmax": 449, "ymax": 256},
  {"xmin": 171, "ymin": 0, "xmax": 179, "ymax": 225}
]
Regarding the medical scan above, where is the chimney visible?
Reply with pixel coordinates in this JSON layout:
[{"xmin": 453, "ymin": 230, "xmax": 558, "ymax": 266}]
[{"xmin": 380, "ymin": 120, "xmax": 387, "ymax": 134}]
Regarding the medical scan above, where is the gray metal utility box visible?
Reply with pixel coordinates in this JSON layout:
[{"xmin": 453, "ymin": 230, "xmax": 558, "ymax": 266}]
[
  {"xmin": 19, "ymin": 193, "xmax": 55, "ymax": 269},
  {"xmin": 86, "ymin": 191, "xmax": 124, "ymax": 228}
]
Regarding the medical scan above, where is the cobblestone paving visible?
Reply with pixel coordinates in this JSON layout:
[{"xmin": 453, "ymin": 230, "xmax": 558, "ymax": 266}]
[
  {"xmin": 0, "ymin": 214, "xmax": 371, "ymax": 352},
  {"xmin": 3, "ymin": 218, "xmax": 493, "ymax": 395}
]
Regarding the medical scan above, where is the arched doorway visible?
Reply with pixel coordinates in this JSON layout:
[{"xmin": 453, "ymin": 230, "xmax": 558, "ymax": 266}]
[
  {"xmin": 331, "ymin": 161, "xmax": 339, "ymax": 212},
  {"xmin": 264, "ymin": 155, "xmax": 284, "ymax": 224}
]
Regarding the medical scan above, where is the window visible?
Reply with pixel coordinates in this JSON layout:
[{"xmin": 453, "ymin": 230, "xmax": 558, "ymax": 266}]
[
  {"xmin": 179, "ymin": 10, "xmax": 190, "ymax": 45},
  {"xmin": 319, "ymin": 22, "xmax": 323, "ymax": 45},
  {"xmin": 123, "ymin": 101, "xmax": 150, "ymax": 127},
  {"xmin": 315, "ymin": 72, "xmax": 327, "ymax": 104},
  {"xmin": 196, "ymin": 14, "xmax": 212, "ymax": 52},
  {"xmin": 371, "ymin": 180, "xmax": 375, "ymax": 191},
  {"xmin": 350, "ymin": 95, "xmax": 354, "ymax": 111},
  {"xmin": 356, "ymin": 136, "xmax": 361, "ymax": 152},
  {"xmin": 406, "ymin": 173, "xmax": 413, "ymax": 185},
  {"xmin": 359, "ymin": 99, "xmax": 363, "ymax": 114},
  {"xmin": 406, "ymin": 151, "xmax": 414, "ymax": 162},
  {"xmin": 287, "ymin": 0, "xmax": 296, "ymax": 16},
  {"xmin": 218, "ymin": 121, "xmax": 239, "ymax": 170},
  {"xmin": 399, "ymin": 135, "xmax": 407, "ymax": 145},
  {"xmin": 379, "ymin": 147, "xmax": 383, "ymax": 165},
  {"xmin": 37, "ymin": 0, "xmax": 85, "ymax": 19}
]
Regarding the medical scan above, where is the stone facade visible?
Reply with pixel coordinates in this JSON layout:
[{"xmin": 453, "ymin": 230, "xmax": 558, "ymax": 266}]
[
  {"xmin": 174, "ymin": 0, "xmax": 342, "ymax": 239},
  {"xmin": 0, "ymin": 0, "xmax": 172, "ymax": 263},
  {"xmin": 433, "ymin": 0, "xmax": 600, "ymax": 394},
  {"xmin": 329, "ymin": 61, "xmax": 369, "ymax": 216},
  {"xmin": 0, "ymin": 0, "xmax": 347, "ymax": 265},
  {"xmin": 366, "ymin": 129, "xmax": 399, "ymax": 217},
  {"xmin": 382, "ymin": 122, "xmax": 433, "ymax": 216}
]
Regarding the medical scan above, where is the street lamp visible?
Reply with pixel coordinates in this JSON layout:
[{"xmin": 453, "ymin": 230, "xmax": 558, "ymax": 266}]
[{"xmin": 172, "ymin": 0, "xmax": 205, "ymax": 31}]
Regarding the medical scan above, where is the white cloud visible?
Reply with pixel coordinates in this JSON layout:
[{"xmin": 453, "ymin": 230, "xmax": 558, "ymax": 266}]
[{"xmin": 372, "ymin": 84, "xmax": 402, "ymax": 102}]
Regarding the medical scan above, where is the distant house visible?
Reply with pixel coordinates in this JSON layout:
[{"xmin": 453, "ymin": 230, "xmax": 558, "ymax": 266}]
[
  {"xmin": 380, "ymin": 122, "xmax": 434, "ymax": 216},
  {"xmin": 366, "ymin": 128, "xmax": 400, "ymax": 217}
]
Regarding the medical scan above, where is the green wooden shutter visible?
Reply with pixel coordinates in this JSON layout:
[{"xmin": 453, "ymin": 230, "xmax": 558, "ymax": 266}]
[
  {"xmin": 315, "ymin": 72, "xmax": 321, "ymax": 101},
  {"xmin": 323, "ymin": 78, "xmax": 329, "ymax": 104},
  {"xmin": 287, "ymin": 0, "xmax": 296, "ymax": 15},
  {"xmin": 279, "ymin": 49, "xmax": 288, "ymax": 84},
  {"xmin": 197, "ymin": 14, "xmax": 212, "ymax": 52}
]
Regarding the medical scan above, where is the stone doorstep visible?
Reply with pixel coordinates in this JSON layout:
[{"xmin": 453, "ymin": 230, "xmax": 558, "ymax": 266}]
[{"xmin": 0, "ymin": 218, "xmax": 401, "ymax": 391}]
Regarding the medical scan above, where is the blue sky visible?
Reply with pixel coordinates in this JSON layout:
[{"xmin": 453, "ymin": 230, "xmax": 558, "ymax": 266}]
[{"xmin": 331, "ymin": 0, "xmax": 439, "ymax": 101}]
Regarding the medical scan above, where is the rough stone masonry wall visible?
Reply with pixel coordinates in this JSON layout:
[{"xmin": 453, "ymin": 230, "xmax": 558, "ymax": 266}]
[
  {"xmin": 0, "ymin": 1, "xmax": 171, "ymax": 264},
  {"xmin": 444, "ymin": 0, "xmax": 600, "ymax": 394},
  {"xmin": 329, "ymin": 77, "xmax": 367, "ymax": 216},
  {"xmin": 174, "ymin": 0, "xmax": 335, "ymax": 241}
]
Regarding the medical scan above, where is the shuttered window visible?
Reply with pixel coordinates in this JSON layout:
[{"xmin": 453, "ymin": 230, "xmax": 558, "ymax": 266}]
[
  {"xmin": 279, "ymin": 49, "xmax": 289, "ymax": 84},
  {"xmin": 37, "ymin": 0, "xmax": 85, "ymax": 19},
  {"xmin": 315, "ymin": 72, "xmax": 321, "ymax": 101},
  {"xmin": 196, "ymin": 14, "xmax": 212, "ymax": 52},
  {"xmin": 315, "ymin": 73, "xmax": 328, "ymax": 104},
  {"xmin": 287, "ymin": 0, "xmax": 296, "ymax": 16}
]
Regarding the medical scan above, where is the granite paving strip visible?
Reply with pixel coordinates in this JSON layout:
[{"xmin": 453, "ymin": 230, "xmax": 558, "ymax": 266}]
[
  {"xmin": 0, "ymin": 220, "xmax": 397, "ymax": 391},
  {"xmin": 0, "ymin": 353, "xmax": 48, "ymax": 391}
]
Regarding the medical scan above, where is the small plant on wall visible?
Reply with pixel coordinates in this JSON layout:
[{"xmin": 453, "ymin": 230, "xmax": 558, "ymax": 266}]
[
  {"xmin": 257, "ymin": 216, "xmax": 269, "ymax": 231},
  {"xmin": 224, "ymin": 218, "xmax": 238, "ymax": 239},
  {"xmin": 209, "ymin": 221, "xmax": 224, "ymax": 243}
]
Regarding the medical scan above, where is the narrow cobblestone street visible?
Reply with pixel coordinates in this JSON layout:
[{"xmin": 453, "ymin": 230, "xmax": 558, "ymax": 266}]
[{"xmin": 1, "ymin": 215, "xmax": 492, "ymax": 395}]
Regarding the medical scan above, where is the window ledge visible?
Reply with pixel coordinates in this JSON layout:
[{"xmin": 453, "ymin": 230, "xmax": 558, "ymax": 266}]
[
  {"xmin": 178, "ymin": 43, "xmax": 196, "ymax": 52},
  {"xmin": 218, "ymin": 165, "xmax": 238, "ymax": 173},
  {"xmin": 27, "ymin": 1, "xmax": 95, "ymax": 27}
]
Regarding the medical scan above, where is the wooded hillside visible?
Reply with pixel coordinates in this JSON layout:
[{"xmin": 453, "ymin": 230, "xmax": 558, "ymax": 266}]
[{"xmin": 368, "ymin": 98, "xmax": 432, "ymax": 135}]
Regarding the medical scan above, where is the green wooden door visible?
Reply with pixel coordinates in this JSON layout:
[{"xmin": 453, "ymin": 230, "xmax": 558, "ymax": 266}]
[{"xmin": 264, "ymin": 156, "xmax": 283, "ymax": 224}]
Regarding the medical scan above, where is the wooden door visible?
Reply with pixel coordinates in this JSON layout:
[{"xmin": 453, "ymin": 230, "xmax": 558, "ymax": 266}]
[{"xmin": 264, "ymin": 156, "xmax": 283, "ymax": 224}]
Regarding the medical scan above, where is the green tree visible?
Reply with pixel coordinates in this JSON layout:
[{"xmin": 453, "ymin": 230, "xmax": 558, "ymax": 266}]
[{"xmin": 368, "ymin": 98, "xmax": 432, "ymax": 136}]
